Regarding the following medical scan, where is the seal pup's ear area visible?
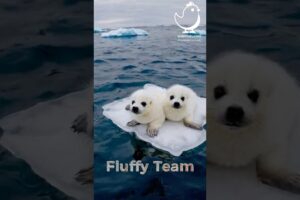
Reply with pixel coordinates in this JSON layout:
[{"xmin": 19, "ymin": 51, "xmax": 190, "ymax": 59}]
[
  {"xmin": 149, "ymin": 101, "xmax": 152, "ymax": 105},
  {"xmin": 125, "ymin": 104, "xmax": 130, "ymax": 111}
]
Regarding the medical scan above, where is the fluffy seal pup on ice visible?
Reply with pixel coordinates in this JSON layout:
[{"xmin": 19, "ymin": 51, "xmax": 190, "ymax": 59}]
[
  {"xmin": 126, "ymin": 88, "xmax": 166, "ymax": 137},
  {"xmin": 208, "ymin": 51, "xmax": 300, "ymax": 193},
  {"xmin": 164, "ymin": 84, "xmax": 201, "ymax": 130}
]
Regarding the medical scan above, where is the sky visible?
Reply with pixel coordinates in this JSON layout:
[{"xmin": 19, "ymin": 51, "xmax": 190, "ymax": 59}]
[{"xmin": 94, "ymin": 0, "xmax": 206, "ymax": 28}]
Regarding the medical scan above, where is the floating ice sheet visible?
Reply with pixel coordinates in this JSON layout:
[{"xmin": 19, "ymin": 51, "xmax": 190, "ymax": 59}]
[
  {"xmin": 103, "ymin": 84, "xmax": 206, "ymax": 156},
  {"xmin": 0, "ymin": 89, "xmax": 93, "ymax": 200}
]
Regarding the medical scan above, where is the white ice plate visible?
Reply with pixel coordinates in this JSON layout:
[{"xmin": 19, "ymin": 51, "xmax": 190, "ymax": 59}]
[
  {"xmin": 0, "ymin": 89, "xmax": 93, "ymax": 200},
  {"xmin": 103, "ymin": 84, "xmax": 206, "ymax": 156}
]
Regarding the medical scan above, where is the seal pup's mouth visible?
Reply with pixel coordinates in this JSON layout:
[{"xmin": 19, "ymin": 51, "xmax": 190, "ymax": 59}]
[
  {"xmin": 225, "ymin": 121, "xmax": 243, "ymax": 128},
  {"xmin": 222, "ymin": 119, "xmax": 250, "ymax": 130}
]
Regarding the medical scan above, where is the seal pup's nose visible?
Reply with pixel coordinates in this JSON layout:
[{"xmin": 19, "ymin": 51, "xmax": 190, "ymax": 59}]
[
  {"xmin": 225, "ymin": 106, "xmax": 244, "ymax": 126},
  {"xmin": 173, "ymin": 102, "xmax": 180, "ymax": 109},
  {"xmin": 132, "ymin": 106, "xmax": 139, "ymax": 114}
]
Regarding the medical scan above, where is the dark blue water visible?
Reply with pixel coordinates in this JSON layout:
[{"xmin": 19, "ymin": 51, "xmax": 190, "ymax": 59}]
[
  {"xmin": 0, "ymin": 0, "xmax": 92, "ymax": 199},
  {"xmin": 94, "ymin": 25, "xmax": 206, "ymax": 199},
  {"xmin": 208, "ymin": 0, "xmax": 300, "ymax": 80}
]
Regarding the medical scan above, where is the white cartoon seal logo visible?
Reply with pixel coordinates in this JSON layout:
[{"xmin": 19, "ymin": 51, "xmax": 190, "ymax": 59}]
[{"xmin": 174, "ymin": 1, "xmax": 201, "ymax": 34}]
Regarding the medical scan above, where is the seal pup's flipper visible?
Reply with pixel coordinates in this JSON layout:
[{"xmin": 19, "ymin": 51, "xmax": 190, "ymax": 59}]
[
  {"xmin": 71, "ymin": 113, "xmax": 88, "ymax": 134},
  {"xmin": 75, "ymin": 166, "xmax": 93, "ymax": 185}
]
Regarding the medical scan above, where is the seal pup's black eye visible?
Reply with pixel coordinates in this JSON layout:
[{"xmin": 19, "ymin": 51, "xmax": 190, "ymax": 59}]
[
  {"xmin": 170, "ymin": 95, "xmax": 174, "ymax": 100},
  {"xmin": 132, "ymin": 100, "xmax": 135, "ymax": 104},
  {"xmin": 214, "ymin": 85, "xmax": 226, "ymax": 100},
  {"xmin": 141, "ymin": 102, "xmax": 147, "ymax": 107},
  {"xmin": 248, "ymin": 89, "xmax": 259, "ymax": 103},
  {"xmin": 181, "ymin": 97, "xmax": 185, "ymax": 101}
]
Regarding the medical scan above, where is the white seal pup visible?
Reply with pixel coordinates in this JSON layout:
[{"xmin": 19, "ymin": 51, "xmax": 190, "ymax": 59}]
[
  {"xmin": 126, "ymin": 88, "xmax": 166, "ymax": 137},
  {"xmin": 208, "ymin": 51, "xmax": 300, "ymax": 193},
  {"xmin": 164, "ymin": 84, "xmax": 201, "ymax": 130}
]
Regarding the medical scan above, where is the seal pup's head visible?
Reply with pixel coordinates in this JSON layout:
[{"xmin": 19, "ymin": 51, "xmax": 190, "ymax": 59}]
[
  {"xmin": 127, "ymin": 89, "xmax": 153, "ymax": 115},
  {"xmin": 208, "ymin": 51, "xmax": 291, "ymax": 132},
  {"xmin": 165, "ymin": 84, "xmax": 195, "ymax": 110}
]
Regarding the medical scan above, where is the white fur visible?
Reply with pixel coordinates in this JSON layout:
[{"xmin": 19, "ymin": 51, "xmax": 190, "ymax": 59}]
[
  {"xmin": 208, "ymin": 51, "xmax": 300, "ymax": 172},
  {"xmin": 164, "ymin": 84, "xmax": 198, "ymax": 123},
  {"xmin": 128, "ymin": 88, "xmax": 166, "ymax": 130}
]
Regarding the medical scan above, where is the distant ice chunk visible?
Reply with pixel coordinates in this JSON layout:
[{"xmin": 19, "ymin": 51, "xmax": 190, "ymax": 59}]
[
  {"xmin": 185, "ymin": 30, "xmax": 206, "ymax": 36},
  {"xmin": 101, "ymin": 28, "xmax": 149, "ymax": 38},
  {"xmin": 94, "ymin": 27, "xmax": 104, "ymax": 33}
]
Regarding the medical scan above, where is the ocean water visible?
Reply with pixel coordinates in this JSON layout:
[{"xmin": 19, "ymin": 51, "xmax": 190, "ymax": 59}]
[
  {"xmin": 94, "ymin": 25, "xmax": 206, "ymax": 199},
  {"xmin": 0, "ymin": 0, "xmax": 92, "ymax": 199},
  {"xmin": 208, "ymin": 0, "xmax": 300, "ymax": 79}
]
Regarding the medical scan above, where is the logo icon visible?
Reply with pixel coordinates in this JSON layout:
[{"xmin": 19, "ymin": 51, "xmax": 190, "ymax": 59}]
[{"xmin": 174, "ymin": 1, "xmax": 201, "ymax": 34}]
